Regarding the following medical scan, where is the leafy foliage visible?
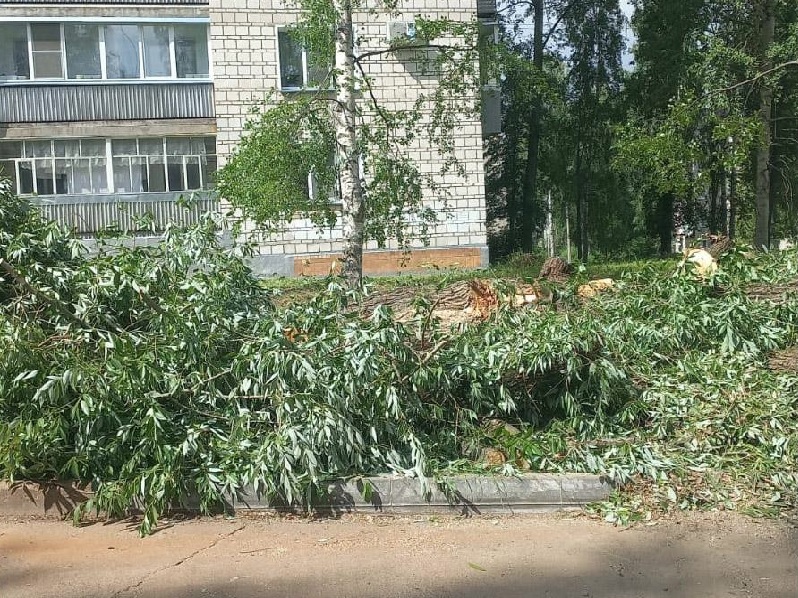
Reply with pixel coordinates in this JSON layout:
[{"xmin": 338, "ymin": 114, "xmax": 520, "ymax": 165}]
[
  {"xmin": 482, "ymin": 249, "xmax": 798, "ymax": 521},
  {"xmin": 216, "ymin": 97, "xmax": 338, "ymax": 229},
  {"xmin": 2, "ymin": 185, "xmax": 798, "ymax": 533}
]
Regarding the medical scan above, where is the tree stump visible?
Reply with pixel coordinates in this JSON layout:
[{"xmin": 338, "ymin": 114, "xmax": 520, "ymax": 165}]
[
  {"xmin": 539, "ymin": 257, "xmax": 574, "ymax": 283},
  {"xmin": 707, "ymin": 235, "xmax": 734, "ymax": 260}
]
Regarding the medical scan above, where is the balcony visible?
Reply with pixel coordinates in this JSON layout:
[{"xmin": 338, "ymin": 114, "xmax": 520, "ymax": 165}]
[
  {"xmin": 31, "ymin": 192, "xmax": 219, "ymax": 235},
  {"xmin": 0, "ymin": 82, "xmax": 215, "ymax": 124}
]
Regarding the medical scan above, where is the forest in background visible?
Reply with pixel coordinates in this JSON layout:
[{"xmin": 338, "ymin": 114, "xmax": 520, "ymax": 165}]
[{"xmin": 487, "ymin": 0, "xmax": 798, "ymax": 261}]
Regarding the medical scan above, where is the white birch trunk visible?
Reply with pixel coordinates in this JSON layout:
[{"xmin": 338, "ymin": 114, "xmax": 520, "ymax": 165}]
[
  {"xmin": 334, "ymin": 0, "xmax": 366, "ymax": 287},
  {"xmin": 565, "ymin": 202, "xmax": 571, "ymax": 264},
  {"xmin": 544, "ymin": 190, "xmax": 555, "ymax": 257}
]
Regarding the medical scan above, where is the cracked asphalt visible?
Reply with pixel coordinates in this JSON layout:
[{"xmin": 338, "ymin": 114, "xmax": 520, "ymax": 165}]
[{"xmin": 1, "ymin": 512, "xmax": 796, "ymax": 598}]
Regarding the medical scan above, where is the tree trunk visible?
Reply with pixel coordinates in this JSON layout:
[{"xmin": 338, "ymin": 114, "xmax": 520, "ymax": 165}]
[
  {"xmin": 708, "ymin": 170, "xmax": 719, "ymax": 232},
  {"xmin": 334, "ymin": 1, "xmax": 366, "ymax": 287},
  {"xmin": 574, "ymin": 143, "xmax": 588, "ymax": 263},
  {"xmin": 729, "ymin": 170, "xmax": 737, "ymax": 239},
  {"xmin": 754, "ymin": 0, "xmax": 775, "ymax": 250},
  {"xmin": 657, "ymin": 193, "xmax": 674, "ymax": 255},
  {"xmin": 544, "ymin": 190, "xmax": 555, "ymax": 257},
  {"xmin": 565, "ymin": 201, "xmax": 572, "ymax": 263},
  {"xmin": 504, "ymin": 105, "xmax": 521, "ymax": 251},
  {"xmin": 519, "ymin": 0, "xmax": 544, "ymax": 252},
  {"xmin": 720, "ymin": 169, "xmax": 730, "ymax": 236},
  {"xmin": 578, "ymin": 186, "xmax": 589, "ymax": 262}
]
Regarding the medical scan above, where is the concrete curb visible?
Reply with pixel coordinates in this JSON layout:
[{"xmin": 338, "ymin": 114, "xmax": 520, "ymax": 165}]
[{"xmin": 0, "ymin": 474, "xmax": 613, "ymax": 520}]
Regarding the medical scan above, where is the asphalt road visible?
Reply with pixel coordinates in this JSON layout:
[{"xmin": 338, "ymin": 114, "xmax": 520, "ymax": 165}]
[{"xmin": 1, "ymin": 511, "xmax": 796, "ymax": 598}]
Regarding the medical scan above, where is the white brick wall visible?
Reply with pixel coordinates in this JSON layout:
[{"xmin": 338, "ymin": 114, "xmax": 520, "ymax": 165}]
[{"xmin": 209, "ymin": 0, "xmax": 488, "ymax": 258}]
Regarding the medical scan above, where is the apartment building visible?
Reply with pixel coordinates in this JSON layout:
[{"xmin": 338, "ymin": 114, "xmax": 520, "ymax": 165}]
[{"xmin": 0, "ymin": 0, "xmax": 496, "ymax": 275}]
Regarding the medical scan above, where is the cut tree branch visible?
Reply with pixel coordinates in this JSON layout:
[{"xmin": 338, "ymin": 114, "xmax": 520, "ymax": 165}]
[{"xmin": 1, "ymin": 258, "xmax": 126, "ymax": 334}]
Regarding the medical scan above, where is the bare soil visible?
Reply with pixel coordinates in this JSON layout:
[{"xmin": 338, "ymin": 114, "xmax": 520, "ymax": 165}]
[{"xmin": 1, "ymin": 511, "xmax": 796, "ymax": 598}]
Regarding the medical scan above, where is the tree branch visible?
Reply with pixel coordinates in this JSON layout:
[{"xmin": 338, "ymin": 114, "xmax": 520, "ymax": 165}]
[
  {"xmin": 710, "ymin": 60, "xmax": 798, "ymax": 95},
  {"xmin": 1, "ymin": 258, "xmax": 92, "ymax": 329},
  {"xmin": 355, "ymin": 43, "xmax": 475, "ymax": 62},
  {"xmin": 1, "ymin": 258, "xmax": 128, "ymax": 334}
]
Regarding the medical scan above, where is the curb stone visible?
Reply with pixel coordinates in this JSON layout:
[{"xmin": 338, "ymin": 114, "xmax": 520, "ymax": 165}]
[{"xmin": 0, "ymin": 474, "xmax": 612, "ymax": 520}]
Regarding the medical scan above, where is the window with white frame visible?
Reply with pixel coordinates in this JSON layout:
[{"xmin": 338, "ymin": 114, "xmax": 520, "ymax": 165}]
[
  {"xmin": 31, "ymin": 23, "xmax": 64, "ymax": 79},
  {"xmin": 277, "ymin": 28, "xmax": 330, "ymax": 90},
  {"xmin": 6, "ymin": 138, "xmax": 109, "ymax": 196},
  {"xmin": 112, "ymin": 137, "xmax": 215, "ymax": 194},
  {"xmin": 0, "ymin": 24, "xmax": 30, "ymax": 80},
  {"xmin": 142, "ymin": 25, "xmax": 172, "ymax": 78},
  {"xmin": 174, "ymin": 24, "xmax": 210, "ymax": 79},
  {"xmin": 66, "ymin": 24, "xmax": 102, "ymax": 80},
  {"xmin": 104, "ymin": 24, "xmax": 141, "ymax": 79},
  {"xmin": 0, "ymin": 137, "xmax": 215, "ymax": 197},
  {"xmin": 0, "ymin": 22, "xmax": 210, "ymax": 82}
]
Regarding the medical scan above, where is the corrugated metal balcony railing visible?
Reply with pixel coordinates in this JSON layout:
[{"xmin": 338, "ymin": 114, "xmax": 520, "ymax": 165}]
[
  {"xmin": 0, "ymin": 83, "xmax": 215, "ymax": 124},
  {"xmin": 31, "ymin": 192, "xmax": 219, "ymax": 235}
]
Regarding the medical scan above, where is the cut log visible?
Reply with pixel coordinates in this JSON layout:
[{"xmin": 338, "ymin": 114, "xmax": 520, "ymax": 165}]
[{"xmin": 769, "ymin": 346, "xmax": 798, "ymax": 374}]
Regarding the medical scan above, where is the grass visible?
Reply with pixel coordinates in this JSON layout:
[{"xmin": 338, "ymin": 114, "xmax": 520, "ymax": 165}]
[{"xmin": 261, "ymin": 252, "xmax": 677, "ymax": 303}]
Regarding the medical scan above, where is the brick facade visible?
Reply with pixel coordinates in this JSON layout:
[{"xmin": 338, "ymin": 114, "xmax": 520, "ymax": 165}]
[
  {"xmin": 208, "ymin": 0, "xmax": 489, "ymax": 273},
  {"xmin": 0, "ymin": 0, "xmax": 490, "ymax": 274}
]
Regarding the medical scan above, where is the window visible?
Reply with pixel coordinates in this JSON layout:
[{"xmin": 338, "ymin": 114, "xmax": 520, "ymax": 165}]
[
  {"xmin": 278, "ymin": 29, "xmax": 329, "ymax": 90},
  {"xmin": 111, "ymin": 136, "xmax": 214, "ymax": 195},
  {"xmin": 478, "ymin": 21, "xmax": 500, "ymax": 87},
  {"xmin": 53, "ymin": 139, "xmax": 108, "ymax": 195},
  {"xmin": 0, "ymin": 141, "xmax": 22, "ymax": 192},
  {"xmin": 111, "ymin": 139, "xmax": 144, "ymax": 193},
  {"xmin": 3, "ymin": 137, "xmax": 215, "ymax": 197},
  {"xmin": 65, "ymin": 24, "xmax": 101, "ymax": 80},
  {"xmin": 105, "ymin": 24, "xmax": 141, "ymax": 79},
  {"xmin": 0, "ymin": 22, "xmax": 211, "ymax": 83},
  {"xmin": 0, "ymin": 25, "xmax": 30, "ymax": 80},
  {"xmin": 142, "ymin": 25, "xmax": 172, "ymax": 78},
  {"xmin": 307, "ymin": 150, "xmax": 341, "ymax": 202},
  {"xmin": 31, "ymin": 23, "xmax": 64, "ymax": 79},
  {"xmin": 11, "ymin": 139, "xmax": 108, "ymax": 196},
  {"xmin": 174, "ymin": 25, "xmax": 209, "ymax": 78}
]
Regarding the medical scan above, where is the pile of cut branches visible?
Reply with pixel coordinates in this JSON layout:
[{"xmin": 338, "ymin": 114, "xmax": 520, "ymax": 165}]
[{"xmin": 3, "ymin": 184, "xmax": 798, "ymax": 533}]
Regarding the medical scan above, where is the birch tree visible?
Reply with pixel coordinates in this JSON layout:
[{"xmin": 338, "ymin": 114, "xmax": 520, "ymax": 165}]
[{"xmin": 217, "ymin": 1, "xmax": 483, "ymax": 288}]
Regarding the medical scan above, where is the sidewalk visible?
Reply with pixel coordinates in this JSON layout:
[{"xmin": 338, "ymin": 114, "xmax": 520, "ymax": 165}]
[{"xmin": 1, "ymin": 511, "xmax": 796, "ymax": 598}]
